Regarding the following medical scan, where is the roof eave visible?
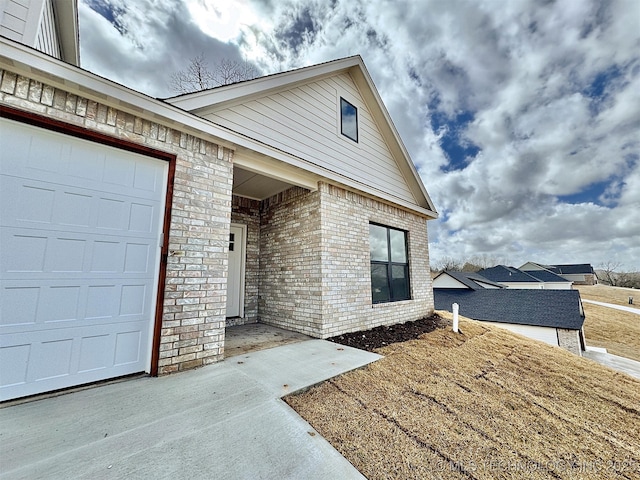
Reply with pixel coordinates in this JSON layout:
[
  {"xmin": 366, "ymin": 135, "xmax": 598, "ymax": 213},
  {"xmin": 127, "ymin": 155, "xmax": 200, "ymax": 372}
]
[{"xmin": 165, "ymin": 56, "xmax": 362, "ymax": 110}]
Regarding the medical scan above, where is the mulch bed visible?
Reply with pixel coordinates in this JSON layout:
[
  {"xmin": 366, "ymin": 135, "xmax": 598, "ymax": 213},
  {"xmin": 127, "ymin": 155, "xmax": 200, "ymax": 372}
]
[{"xmin": 327, "ymin": 313, "xmax": 449, "ymax": 351}]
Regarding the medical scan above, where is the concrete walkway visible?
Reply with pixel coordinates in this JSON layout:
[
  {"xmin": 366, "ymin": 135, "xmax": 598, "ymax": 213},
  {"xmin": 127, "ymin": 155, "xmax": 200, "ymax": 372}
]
[
  {"xmin": 583, "ymin": 348, "xmax": 640, "ymax": 380},
  {"xmin": 581, "ymin": 299, "xmax": 640, "ymax": 378},
  {"xmin": 0, "ymin": 340, "xmax": 381, "ymax": 479},
  {"xmin": 582, "ymin": 299, "xmax": 640, "ymax": 314}
]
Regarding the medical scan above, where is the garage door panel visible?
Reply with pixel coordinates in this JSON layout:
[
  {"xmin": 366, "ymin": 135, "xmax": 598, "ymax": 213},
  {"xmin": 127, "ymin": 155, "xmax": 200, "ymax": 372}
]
[
  {"xmin": 2, "ymin": 228, "xmax": 159, "ymax": 278},
  {"xmin": 1, "ymin": 123, "xmax": 166, "ymax": 199},
  {"xmin": 1, "ymin": 159, "xmax": 165, "ymax": 200},
  {"xmin": 1, "ymin": 281, "xmax": 153, "ymax": 332},
  {"xmin": 0, "ymin": 118, "xmax": 168, "ymax": 400},
  {"xmin": 0, "ymin": 320, "xmax": 149, "ymax": 401},
  {"xmin": 78, "ymin": 334, "xmax": 112, "ymax": 373},
  {"xmin": 1, "ymin": 175, "xmax": 163, "ymax": 234},
  {"xmin": 0, "ymin": 344, "xmax": 31, "ymax": 387},
  {"xmin": 0, "ymin": 286, "xmax": 39, "ymax": 326}
]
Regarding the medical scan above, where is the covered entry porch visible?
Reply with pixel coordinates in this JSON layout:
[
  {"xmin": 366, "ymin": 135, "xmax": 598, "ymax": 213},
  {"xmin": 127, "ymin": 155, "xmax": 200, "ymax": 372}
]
[{"xmin": 225, "ymin": 149, "xmax": 322, "ymax": 352}]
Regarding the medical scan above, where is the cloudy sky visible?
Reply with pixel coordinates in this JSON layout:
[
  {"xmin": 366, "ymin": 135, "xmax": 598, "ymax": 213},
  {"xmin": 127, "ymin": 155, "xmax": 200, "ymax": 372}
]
[{"xmin": 78, "ymin": 0, "xmax": 640, "ymax": 271}]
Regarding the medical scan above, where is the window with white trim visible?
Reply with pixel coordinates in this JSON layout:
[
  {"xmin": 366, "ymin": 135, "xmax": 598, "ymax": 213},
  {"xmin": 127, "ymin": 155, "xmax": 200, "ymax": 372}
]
[{"xmin": 369, "ymin": 223, "xmax": 410, "ymax": 303}]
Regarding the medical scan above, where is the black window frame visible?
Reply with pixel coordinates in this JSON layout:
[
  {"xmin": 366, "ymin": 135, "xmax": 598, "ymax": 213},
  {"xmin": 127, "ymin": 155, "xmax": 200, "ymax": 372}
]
[
  {"xmin": 340, "ymin": 97, "xmax": 358, "ymax": 143},
  {"xmin": 369, "ymin": 223, "xmax": 411, "ymax": 304}
]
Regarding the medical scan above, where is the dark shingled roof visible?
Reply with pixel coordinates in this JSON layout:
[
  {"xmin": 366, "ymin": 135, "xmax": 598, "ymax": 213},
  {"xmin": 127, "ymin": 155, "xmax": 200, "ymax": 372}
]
[
  {"xmin": 434, "ymin": 289, "xmax": 585, "ymax": 330},
  {"xmin": 477, "ymin": 265, "xmax": 541, "ymax": 283},
  {"xmin": 435, "ymin": 271, "xmax": 505, "ymax": 290},
  {"xmin": 552, "ymin": 264, "xmax": 595, "ymax": 275},
  {"xmin": 525, "ymin": 270, "xmax": 572, "ymax": 283}
]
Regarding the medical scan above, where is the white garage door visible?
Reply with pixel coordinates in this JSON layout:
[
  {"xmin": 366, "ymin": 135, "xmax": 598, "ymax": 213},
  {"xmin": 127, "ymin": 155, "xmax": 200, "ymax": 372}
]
[{"xmin": 0, "ymin": 118, "xmax": 168, "ymax": 401}]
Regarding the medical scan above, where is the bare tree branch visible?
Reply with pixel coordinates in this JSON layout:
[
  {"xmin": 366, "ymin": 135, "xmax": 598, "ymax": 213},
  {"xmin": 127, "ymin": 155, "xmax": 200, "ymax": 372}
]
[
  {"xmin": 168, "ymin": 54, "xmax": 259, "ymax": 94},
  {"xmin": 597, "ymin": 260, "xmax": 623, "ymax": 286}
]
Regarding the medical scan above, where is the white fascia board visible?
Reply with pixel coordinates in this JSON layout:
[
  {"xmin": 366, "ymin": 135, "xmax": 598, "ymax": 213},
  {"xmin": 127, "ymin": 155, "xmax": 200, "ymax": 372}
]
[
  {"xmin": 53, "ymin": 0, "xmax": 80, "ymax": 66},
  {"xmin": 166, "ymin": 56, "xmax": 362, "ymax": 111},
  {"xmin": 0, "ymin": 38, "xmax": 234, "ymax": 148}
]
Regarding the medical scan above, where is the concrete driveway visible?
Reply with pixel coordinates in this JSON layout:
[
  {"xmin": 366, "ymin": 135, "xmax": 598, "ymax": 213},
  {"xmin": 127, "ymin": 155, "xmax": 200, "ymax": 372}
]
[{"xmin": 0, "ymin": 340, "xmax": 380, "ymax": 479}]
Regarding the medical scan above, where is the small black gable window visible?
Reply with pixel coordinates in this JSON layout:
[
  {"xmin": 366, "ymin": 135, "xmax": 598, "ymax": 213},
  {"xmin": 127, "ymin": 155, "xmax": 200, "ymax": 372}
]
[
  {"xmin": 340, "ymin": 97, "xmax": 358, "ymax": 142},
  {"xmin": 369, "ymin": 223, "xmax": 410, "ymax": 303}
]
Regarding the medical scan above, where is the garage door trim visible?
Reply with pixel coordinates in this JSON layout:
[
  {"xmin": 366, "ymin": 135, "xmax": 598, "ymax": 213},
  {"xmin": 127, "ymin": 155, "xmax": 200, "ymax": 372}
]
[{"xmin": 1, "ymin": 105, "xmax": 175, "ymax": 379}]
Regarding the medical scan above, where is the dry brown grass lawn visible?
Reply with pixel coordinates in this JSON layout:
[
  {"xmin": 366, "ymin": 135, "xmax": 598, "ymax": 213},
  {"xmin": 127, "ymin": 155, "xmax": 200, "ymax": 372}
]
[
  {"xmin": 577, "ymin": 284, "xmax": 639, "ymax": 306},
  {"xmin": 286, "ymin": 318, "xmax": 640, "ymax": 480},
  {"xmin": 583, "ymin": 303, "xmax": 640, "ymax": 362},
  {"xmin": 575, "ymin": 284, "xmax": 640, "ymax": 361}
]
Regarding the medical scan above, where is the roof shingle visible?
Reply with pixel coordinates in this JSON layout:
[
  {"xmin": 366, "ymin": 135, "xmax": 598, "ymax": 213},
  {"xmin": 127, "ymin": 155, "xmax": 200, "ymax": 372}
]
[
  {"xmin": 477, "ymin": 265, "xmax": 541, "ymax": 283},
  {"xmin": 434, "ymin": 289, "xmax": 585, "ymax": 329}
]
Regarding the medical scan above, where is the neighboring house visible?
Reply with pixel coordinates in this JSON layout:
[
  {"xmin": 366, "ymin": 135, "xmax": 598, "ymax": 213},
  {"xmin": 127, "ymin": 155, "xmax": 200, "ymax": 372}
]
[
  {"xmin": 521, "ymin": 269, "xmax": 573, "ymax": 290},
  {"xmin": 476, "ymin": 265, "xmax": 547, "ymax": 289},
  {"xmin": 432, "ymin": 271, "xmax": 504, "ymax": 290},
  {"xmin": 477, "ymin": 265, "xmax": 573, "ymax": 290},
  {"xmin": 434, "ymin": 287, "xmax": 586, "ymax": 356},
  {"xmin": 0, "ymin": 8, "xmax": 437, "ymax": 400},
  {"xmin": 520, "ymin": 262, "xmax": 597, "ymax": 285}
]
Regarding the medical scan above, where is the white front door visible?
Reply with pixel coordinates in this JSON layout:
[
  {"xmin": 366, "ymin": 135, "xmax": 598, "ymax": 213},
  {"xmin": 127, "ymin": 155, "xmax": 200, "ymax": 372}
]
[
  {"xmin": 0, "ymin": 118, "xmax": 168, "ymax": 401},
  {"xmin": 226, "ymin": 224, "xmax": 245, "ymax": 318}
]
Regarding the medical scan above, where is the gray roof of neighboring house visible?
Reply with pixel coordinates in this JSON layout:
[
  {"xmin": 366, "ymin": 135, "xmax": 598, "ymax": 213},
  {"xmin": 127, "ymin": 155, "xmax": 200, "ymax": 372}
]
[
  {"xmin": 477, "ymin": 265, "xmax": 541, "ymax": 283},
  {"xmin": 524, "ymin": 262, "xmax": 595, "ymax": 275},
  {"xmin": 435, "ymin": 271, "xmax": 505, "ymax": 290},
  {"xmin": 434, "ymin": 289, "xmax": 585, "ymax": 330},
  {"xmin": 524, "ymin": 269, "xmax": 572, "ymax": 283},
  {"xmin": 551, "ymin": 264, "xmax": 595, "ymax": 275}
]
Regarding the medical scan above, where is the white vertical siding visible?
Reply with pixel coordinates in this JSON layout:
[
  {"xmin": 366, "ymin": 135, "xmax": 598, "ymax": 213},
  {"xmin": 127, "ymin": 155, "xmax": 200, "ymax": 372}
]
[
  {"xmin": 0, "ymin": 0, "xmax": 30, "ymax": 42},
  {"xmin": 1, "ymin": 0, "xmax": 50, "ymax": 52},
  {"xmin": 201, "ymin": 73, "xmax": 417, "ymax": 204},
  {"xmin": 35, "ymin": 0, "xmax": 60, "ymax": 59},
  {"xmin": 483, "ymin": 322, "xmax": 560, "ymax": 347}
]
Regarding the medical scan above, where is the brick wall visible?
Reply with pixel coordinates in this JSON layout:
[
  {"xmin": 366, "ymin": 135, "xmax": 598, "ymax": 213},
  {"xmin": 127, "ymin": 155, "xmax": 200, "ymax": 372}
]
[
  {"xmin": 0, "ymin": 68, "xmax": 233, "ymax": 374},
  {"xmin": 258, "ymin": 187, "xmax": 324, "ymax": 335},
  {"xmin": 255, "ymin": 183, "xmax": 434, "ymax": 338},
  {"xmin": 319, "ymin": 183, "xmax": 434, "ymax": 337},
  {"xmin": 557, "ymin": 328, "xmax": 582, "ymax": 356}
]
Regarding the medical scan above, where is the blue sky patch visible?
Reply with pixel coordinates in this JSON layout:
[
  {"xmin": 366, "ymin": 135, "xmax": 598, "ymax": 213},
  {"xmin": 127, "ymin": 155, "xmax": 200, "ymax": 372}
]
[
  {"xmin": 557, "ymin": 179, "xmax": 613, "ymax": 206},
  {"xmin": 582, "ymin": 65, "xmax": 622, "ymax": 114},
  {"xmin": 430, "ymin": 106, "xmax": 480, "ymax": 172},
  {"xmin": 85, "ymin": 0, "xmax": 126, "ymax": 35},
  {"xmin": 275, "ymin": 7, "xmax": 318, "ymax": 54}
]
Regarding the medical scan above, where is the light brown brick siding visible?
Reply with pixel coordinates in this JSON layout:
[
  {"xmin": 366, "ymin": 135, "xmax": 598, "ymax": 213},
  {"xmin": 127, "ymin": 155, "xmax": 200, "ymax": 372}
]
[
  {"xmin": 319, "ymin": 183, "xmax": 434, "ymax": 337},
  {"xmin": 1, "ymin": 68, "xmax": 233, "ymax": 375},
  {"xmin": 557, "ymin": 328, "xmax": 582, "ymax": 356},
  {"xmin": 256, "ymin": 183, "xmax": 434, "ymax": 338},
  {"xmin": 259, "ymin": 187, "xmax": 324, "ymax": 335}
]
